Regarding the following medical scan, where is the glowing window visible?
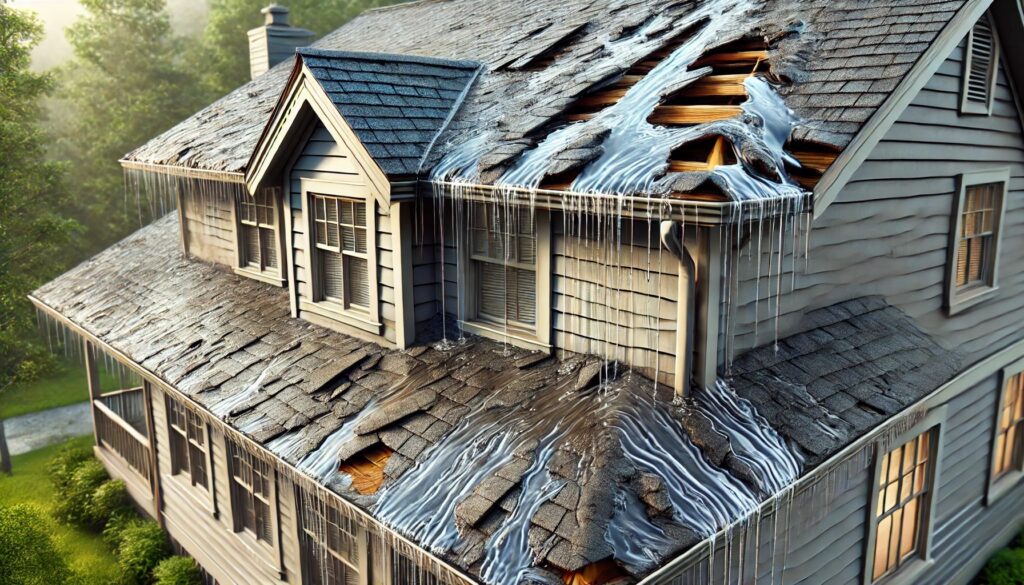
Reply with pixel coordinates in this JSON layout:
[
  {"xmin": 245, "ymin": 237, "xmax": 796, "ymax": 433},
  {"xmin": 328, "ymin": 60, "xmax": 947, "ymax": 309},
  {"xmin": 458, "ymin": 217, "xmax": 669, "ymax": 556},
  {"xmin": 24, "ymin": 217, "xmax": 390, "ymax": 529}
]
[
  {"xmin": 871, "ymin": 429, "xmax": 936, "ymax": 582},
  {"xmin": 946, "ymin": 169, "xmax": 1008, "ymax": 315},
  {"xmin": 994, "ymin": 371, "xmax": 1024, "ymax": 480}
]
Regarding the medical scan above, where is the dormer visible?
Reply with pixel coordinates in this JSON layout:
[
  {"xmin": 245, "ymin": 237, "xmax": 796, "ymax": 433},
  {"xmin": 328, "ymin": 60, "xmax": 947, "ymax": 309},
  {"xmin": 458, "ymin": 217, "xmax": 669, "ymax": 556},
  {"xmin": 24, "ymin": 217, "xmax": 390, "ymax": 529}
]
[{"xmin": 245, "ymin": 49, "xmax": 480, "ymax": 347}]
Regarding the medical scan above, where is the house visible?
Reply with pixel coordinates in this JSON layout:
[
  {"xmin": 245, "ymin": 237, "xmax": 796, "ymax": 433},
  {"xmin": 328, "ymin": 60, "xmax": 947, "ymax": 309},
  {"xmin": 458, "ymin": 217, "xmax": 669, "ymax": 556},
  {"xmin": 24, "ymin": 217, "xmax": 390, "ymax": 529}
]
[{"xmin": 29, "ymin": 0, "xmax": 1024, "ymax": 583}]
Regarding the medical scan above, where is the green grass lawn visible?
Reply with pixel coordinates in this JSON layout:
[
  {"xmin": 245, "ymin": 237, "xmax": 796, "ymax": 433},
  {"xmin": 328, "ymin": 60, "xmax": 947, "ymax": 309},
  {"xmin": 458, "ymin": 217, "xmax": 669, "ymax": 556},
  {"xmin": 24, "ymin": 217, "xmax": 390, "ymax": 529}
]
[
  {"xmin": 0, "ymin": 435, "xmax": 121, "ymax": 583},
  {"xmin": 1, "ymin": 360, "xmax": 119, "ymax": 419}
]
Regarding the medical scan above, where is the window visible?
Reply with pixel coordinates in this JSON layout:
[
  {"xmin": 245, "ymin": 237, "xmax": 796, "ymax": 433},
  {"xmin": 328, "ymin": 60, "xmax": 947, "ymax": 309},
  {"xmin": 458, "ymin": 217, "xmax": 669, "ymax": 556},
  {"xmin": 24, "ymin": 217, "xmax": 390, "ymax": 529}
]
[
  {"xmin": 312, "ymin": 193, "xmax": 370, "ymax": 311},
  {"xmin": 237, "ymin": 189, "xmax": 280, "ymax": 276},
  {"xmin": 946, "ymin": 169, "xmax": 1008, "ymax": 314},
  {"xmin": 297, "ymin": 489, "xmax": 367, "ymax": 585},
  {"xmin": 989, "ymin": 366, "xmax": 1024, "ymax": 504},
  {"xmin": 166, "ymin": 396, "xmax": 209, "ymax": 491},
  {"xmin": 228, "ymin": 441, "xmax": 274, "ymax": 545},
  {"xmin": 468, "ymin": 203, "xmax": 537, "ymax": 327},
  {"xmin": 865, "ymin": 409, "xmax": 945, "ymax": 585},
  {"xmin": 961, "ymin": 14, "xmax": 1000, "ymax": 115}
]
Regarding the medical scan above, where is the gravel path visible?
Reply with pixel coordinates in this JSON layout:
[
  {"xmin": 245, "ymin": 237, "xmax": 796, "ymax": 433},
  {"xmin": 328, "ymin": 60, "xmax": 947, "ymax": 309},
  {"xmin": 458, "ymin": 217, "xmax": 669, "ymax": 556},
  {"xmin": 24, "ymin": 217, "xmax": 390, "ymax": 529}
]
[{"xmin": 4, "ymin": 402, "xmax": 92, "ymax": 455}]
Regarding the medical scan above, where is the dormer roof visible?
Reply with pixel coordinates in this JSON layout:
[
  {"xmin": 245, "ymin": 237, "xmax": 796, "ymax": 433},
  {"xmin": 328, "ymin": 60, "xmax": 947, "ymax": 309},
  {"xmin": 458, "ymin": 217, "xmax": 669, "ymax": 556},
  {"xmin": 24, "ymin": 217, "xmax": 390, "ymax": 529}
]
[{"xmin": 244, "ymin": 49, "xmax": 480, "ymax": 196}]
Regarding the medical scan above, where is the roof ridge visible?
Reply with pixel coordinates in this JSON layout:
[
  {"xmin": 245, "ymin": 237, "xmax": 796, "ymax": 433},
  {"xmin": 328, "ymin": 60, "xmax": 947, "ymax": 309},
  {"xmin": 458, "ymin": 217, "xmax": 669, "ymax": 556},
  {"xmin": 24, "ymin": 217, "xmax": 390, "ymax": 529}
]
[{"xmin": 297, "ymin": 47, "xmax": 480, "ymax": 70}]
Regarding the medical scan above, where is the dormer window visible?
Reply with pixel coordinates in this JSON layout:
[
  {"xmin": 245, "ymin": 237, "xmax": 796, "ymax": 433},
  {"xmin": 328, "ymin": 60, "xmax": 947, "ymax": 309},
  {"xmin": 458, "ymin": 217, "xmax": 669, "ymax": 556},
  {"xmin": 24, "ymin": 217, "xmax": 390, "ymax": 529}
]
[
  {"xmin": 459, "ymin": 202, "xmax": 551, "ymax": 351},
  {"xmin": 945, "ymin": 168, "xmax": 1009, "ymax": 314},
  {"xmin": 236, "ymin": 189, "xmax": 283, "ymax": 284},
  {"xmin": 312, "ymin": 193, "xmax": 370, "ymax": 311},
  {"xmin": 961, "ymin": 14, "xmax": 1000, "ymax": 115}
]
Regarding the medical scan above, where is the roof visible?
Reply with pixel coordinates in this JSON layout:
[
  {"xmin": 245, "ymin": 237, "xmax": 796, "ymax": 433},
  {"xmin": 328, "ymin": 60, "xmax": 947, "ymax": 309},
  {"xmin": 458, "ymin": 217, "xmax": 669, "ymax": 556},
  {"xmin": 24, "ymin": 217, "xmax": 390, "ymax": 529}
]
[
  {"xmin": 32, "ymin": 216, "xmax": 961, "ymax": 583},
  {"xmin": 123, "ymin": 0, "xmax": 971, "ymax": 195},
  {"xmin": 728, "ymin": 296, "xmax": 963, "ymax": 468},
  {"xmin": 294, "ymin": 49, "xmax": 480, "ymax": 176}
]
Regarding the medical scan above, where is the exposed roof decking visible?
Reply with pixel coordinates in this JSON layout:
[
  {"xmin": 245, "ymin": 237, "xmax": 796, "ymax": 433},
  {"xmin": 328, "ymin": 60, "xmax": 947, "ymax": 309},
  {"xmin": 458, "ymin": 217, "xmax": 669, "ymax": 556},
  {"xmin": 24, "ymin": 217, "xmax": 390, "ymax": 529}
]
[{"xmin": 123, "ymin": 0, "xmax": 970, "ymax": 194}]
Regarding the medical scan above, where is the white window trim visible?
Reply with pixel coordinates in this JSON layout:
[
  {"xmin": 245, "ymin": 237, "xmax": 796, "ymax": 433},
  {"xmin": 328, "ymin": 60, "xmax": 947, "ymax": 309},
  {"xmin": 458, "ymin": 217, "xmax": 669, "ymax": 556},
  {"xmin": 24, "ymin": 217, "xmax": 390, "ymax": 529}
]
[
  {"xmin": 298, "ymin": 178, "xmax": 382, "ymax": 336},
  {"xmin": 987, "ymin": 357, "xmax": 1024, "ymax": 506},
  {"xmin": 960, "ymin": 13, "xmax": 1001, "ymax": 116},
  {"xmin": 225, "ymin": 438, "xmax": 284, "ymax": 578},
  {"xmin": 456, "ymin": 206, "xmax": 552, "ymax": 353},
  {"xmin": 862, "ymin": 405, "xmax": 947, "ymax": 585},
  {"xmin": 164, "ymin": 394, "xmax": 218, "ymax": 518},
  {"xmin": 944, "ymin": 168, "xmax": 1010, "ymax": 316},
  {"xmin": 234, "ymin": 188, "xmax": 287, "ymax": 287}
]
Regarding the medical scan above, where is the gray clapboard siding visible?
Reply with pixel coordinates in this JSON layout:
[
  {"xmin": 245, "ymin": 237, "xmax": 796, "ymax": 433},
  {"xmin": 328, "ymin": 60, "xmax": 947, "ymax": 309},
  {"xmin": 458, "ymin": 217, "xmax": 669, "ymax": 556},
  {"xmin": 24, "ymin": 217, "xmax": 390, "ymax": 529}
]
[
  {"xmin": 182, "ymin": 189, "xmax": 236, "ymax": 267},
  {"xmin": 289, "ymin": 122, "xmax": 398, "ymax": 343},
  {"xmin": 729, "ymin": 39, "xmax": 1024, "ymax": 368},
  {"xmin": 150, "ymin": 386, "xmax": 298, "ymax": 584}
]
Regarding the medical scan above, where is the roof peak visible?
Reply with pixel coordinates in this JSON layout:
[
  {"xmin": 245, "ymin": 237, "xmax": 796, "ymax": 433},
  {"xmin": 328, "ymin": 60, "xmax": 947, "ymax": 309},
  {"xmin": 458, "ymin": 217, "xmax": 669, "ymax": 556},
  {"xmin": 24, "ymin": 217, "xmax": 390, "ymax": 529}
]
[{"xmin": 297, "ymin": 47, "xmax": 481, "ymax": 71}]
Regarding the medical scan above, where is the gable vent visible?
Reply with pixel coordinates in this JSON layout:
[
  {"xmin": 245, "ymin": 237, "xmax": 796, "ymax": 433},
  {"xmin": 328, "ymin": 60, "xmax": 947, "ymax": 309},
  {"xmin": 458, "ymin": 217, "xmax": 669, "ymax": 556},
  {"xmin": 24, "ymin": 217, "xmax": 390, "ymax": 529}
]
[{"xmin": 961, "ymin": 15, "xmax": 1000, "ymax": 115}]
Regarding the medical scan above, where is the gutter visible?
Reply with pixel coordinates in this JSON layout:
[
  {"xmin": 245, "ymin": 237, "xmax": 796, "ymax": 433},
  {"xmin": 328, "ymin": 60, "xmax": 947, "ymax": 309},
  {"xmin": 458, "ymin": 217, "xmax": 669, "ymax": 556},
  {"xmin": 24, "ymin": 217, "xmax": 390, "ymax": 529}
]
[
  {"xmin": 119, "ymin": 159, "xmax": 246, "ymax": 184},
  {"xmin": 426, "ymin": 179, "xmax": 810, "ymax": 226},
  {"xmin": 27, "ymin": 294, "xmax": 481, "ymax": 585}
]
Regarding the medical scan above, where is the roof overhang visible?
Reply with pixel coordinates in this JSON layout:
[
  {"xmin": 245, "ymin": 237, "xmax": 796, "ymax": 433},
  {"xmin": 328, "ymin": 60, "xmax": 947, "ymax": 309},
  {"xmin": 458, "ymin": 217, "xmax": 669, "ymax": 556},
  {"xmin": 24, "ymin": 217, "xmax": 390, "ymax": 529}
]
[
  {"xmin": 244, "ymin": 57, "xmax": 391, "ymax": 209},
  {"xmin": 811, "ymin": 0, "xmax": 1001, "ymax": 219}
]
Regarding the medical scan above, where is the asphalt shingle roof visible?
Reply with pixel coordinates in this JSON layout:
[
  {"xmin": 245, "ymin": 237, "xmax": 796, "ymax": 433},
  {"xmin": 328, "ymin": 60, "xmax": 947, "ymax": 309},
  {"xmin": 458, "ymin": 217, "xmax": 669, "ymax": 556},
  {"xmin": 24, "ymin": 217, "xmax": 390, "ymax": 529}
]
[
  {"xmin": 123, "ymin": 0, "xmax": 970, "ymax": 191},
  {"xmin": 297, "ymin": 49, "xmax": 480, "ymax": 176}
]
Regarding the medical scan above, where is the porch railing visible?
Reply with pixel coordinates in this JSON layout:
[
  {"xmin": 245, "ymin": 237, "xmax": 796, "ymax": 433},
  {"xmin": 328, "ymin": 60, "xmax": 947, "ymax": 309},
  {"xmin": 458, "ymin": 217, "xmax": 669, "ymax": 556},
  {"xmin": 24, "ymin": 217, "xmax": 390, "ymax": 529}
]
[{"xmin": 94, "ymin": 388, "xmax": 152, "ymax": 486}]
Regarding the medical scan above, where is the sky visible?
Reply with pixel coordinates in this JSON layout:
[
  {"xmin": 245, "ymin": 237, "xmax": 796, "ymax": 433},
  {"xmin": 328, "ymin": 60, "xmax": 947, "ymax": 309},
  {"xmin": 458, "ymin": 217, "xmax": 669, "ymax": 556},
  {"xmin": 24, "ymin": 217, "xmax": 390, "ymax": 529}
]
[{"xmin": 10, "ymin": 0, "xmax": 210, "ymax": 71}]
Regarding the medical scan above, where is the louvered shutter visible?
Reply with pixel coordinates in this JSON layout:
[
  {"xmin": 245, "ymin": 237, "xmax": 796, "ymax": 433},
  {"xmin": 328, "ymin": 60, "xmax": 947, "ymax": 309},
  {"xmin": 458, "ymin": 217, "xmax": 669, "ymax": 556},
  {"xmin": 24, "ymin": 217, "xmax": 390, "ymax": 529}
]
[
  {"xmin": 478, "ymin": 262, "xmax": 506, "ymax": 321},
  {"xmin": 244, "ymin": 225, "xmax": 261, "ymax": 268},
  {"xmin": 347, "ymin": 257, "xmax": 370, "ymax": 309},
  {"xmin": 964, "ymin": 16, "xmax": 998, "ymax": 112},
  {"xmin": 321, "ymin": 250, "xmax": 345, "ymax": 301},
  {"xmin": 513, "ymin": 268, "xmax": 537, "ymax": 325},
  {"xmin": 260, "ymin": 227, "xmax": 277, "ymax": 269}
]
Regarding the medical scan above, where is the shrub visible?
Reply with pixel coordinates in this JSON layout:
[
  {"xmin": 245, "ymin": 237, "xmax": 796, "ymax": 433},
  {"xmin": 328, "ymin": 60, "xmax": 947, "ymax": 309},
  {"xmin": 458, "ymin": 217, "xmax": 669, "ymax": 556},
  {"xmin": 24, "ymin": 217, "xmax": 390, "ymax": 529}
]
[
  {"xmin": 152, "ymin": 556, "xmax": 202, "ymax": 585},
  {"xmin": 87, "ymin": 479, "xmax": 132, "ymax": 528},
  {"xmin": 117, "ymin": 520, "xmax": 170, "ymax": 584},
  {"xmin": 104, "ymin": 512, "xmax": 140, "ymax": 550},
  {"xmin": 54, "ymin": 459, "xmax": 108, "ymax": 526},
  {"xmin": 0, "ymin": 504, "xmax": 71, "ymax": 585},
  {"xmin": 981, "ymin": 547, "xmax": 1024, "ymax": 585},
  {"xmin": 47, "ymin": 443, "xmax": 93, "ymax": 492}
]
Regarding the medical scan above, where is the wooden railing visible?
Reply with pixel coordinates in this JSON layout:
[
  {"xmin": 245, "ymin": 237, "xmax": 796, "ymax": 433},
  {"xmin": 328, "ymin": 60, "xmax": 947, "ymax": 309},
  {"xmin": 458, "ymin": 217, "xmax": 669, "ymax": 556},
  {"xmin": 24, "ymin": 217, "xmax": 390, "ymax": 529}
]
[
  {"xmin": 97, "ymin": 387, "xmax": 148, "ymax": 437},
  {"xmin": 94, "ymin": 398, "xmax": 152, "ymax": 486}
]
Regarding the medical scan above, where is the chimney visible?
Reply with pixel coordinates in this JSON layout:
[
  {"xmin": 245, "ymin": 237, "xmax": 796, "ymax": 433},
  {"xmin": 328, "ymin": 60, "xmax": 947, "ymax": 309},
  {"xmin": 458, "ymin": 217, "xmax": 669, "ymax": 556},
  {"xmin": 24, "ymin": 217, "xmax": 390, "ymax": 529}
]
[{"xmin": 247, "ymin": 4, "xmax": 315, "ymax": 80}]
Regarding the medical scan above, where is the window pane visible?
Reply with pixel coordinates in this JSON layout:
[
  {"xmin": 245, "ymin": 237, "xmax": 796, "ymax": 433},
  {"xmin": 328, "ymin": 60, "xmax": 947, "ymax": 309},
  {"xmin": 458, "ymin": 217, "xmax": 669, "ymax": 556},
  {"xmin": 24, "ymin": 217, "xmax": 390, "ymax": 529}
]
[
  {"xmin": 346, "ymin": 257, "xmax": 370, "ymax": 309},
  {"xmin": 260, "ymin": 227, "xmax": 278, "ymax": 270},
  {"xmin": 322, "ymin": 250, "xmax": 345, "ymax": 301},
  {"xmin": 244, "ymin": 225, "xmax": 261, "ymax": 268},
  {"xmin": 478, "ymin": 262, "xmax": 505, "ymax": 322}
]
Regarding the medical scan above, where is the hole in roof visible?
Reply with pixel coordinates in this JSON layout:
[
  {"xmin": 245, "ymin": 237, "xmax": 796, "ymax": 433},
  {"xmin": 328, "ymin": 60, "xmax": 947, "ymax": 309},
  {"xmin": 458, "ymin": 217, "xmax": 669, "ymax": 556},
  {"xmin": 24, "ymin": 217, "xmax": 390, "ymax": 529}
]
[
  {"xmin": 668, "ymin": 135, "xmax": 737, "ymax": 173},
  {"xmin": 783, "ymin": 139, "xmax": 841, "ymax": 189},
  {"xmin": 338, "ymin": 444, "xmax": 394, "ymax": 495},
  {"xmin": 560, "ymin": 559, "xmax": 630, "ymax": 585}
]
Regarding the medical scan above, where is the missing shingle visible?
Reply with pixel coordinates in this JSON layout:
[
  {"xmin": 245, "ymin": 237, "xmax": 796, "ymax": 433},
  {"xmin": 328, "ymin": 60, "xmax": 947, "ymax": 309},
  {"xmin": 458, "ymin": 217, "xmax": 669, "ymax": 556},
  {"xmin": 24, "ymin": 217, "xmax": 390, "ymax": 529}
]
[{"xmin": 338, "ymin": 443, "xmax": 394, "ymax": 495}]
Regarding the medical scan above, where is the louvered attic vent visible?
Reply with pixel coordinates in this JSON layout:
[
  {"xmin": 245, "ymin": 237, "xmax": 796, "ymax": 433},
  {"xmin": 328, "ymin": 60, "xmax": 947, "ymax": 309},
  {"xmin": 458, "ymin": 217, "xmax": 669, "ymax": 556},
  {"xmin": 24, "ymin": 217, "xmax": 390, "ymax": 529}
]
[{"xmin": 961, "ymin": 14, "xmax": 1000, "ymax": 115}]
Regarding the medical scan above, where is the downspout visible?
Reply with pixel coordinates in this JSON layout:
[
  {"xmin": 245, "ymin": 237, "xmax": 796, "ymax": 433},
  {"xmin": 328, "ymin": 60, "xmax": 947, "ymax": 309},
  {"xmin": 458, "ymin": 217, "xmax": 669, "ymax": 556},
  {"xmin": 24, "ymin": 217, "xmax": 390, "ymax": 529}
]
[{"xmin": 661, "ymin": 221, "xmax": 695, "ymax": 398}]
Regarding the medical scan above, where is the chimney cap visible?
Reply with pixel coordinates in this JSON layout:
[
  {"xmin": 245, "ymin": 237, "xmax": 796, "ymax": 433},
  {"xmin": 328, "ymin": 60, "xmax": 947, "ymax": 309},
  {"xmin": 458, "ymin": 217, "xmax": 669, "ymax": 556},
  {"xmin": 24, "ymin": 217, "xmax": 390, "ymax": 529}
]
[{"xmin": 261, "ymin": 4, "xmax": 290, "ymax": 26}]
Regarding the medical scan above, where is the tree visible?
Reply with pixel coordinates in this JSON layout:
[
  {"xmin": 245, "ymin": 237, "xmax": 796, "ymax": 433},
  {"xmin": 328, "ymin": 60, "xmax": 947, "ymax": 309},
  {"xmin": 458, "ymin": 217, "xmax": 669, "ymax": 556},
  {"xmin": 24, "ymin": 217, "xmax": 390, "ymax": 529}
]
[
  {"xmin": 0, "ymin": 504, "xmax": 72, "ymax": 585},
  {"xmin": 193, "ymin": 0, "xmax": 397, "ymax": 97},
  {"xmin": 0, "ymin": 3, "xmax": 77, "ymax": 392},
  {"xmin": 54, "ymin": 0, "xmax": 207, "ymax": 259}
]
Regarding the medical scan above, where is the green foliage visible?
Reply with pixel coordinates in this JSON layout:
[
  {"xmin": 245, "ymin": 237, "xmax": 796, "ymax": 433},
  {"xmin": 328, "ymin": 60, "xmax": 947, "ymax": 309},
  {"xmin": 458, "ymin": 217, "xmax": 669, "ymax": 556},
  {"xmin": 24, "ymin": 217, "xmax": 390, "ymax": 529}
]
[
  {"xmin": 980, "ymin": 547, "xmax": 1024, "ymax": 585},
  {"xmin": 0, "ymin": 503, "xmax": 72, "ymax": 585},
  {"xmin": 193, "ymin": 0, "xmax": 397, "ymax": 97},
  {"xmin": 153, "ymin": 556, "xmax": 202, "ymax": 585},
  {"xmin": 54, "ymin": 459, "xmax": 108, "ymax": 527},
  {"xmin": 47, "ymin": 442, "xmax": 94, "ymax": 492},
  {"xmin": 52, "ymin": 0, "xmax": 207, "ymax": 261},
  {"xmin": 0, "ymin": 4, "xmax": 78, "ymax": 392},
  {"xmin": 87, "ymin": 479, "xmax": 133, "ymax": 528},
  {"xmin": 117, "ymin": 520, "xmax": 170, "ymax": 585},
  {"xmin": 103, "ymin": 512, "xmax": 140, "ymax": 550}
]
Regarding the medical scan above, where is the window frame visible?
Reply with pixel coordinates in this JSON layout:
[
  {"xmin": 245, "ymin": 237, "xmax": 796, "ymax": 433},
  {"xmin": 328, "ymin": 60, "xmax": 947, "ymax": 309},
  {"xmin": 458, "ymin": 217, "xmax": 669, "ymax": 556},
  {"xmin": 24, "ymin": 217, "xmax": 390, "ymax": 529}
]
[
  {"xmin": 862, "ymin": 406, "xmax": 946, "ymax": 585},
  {"xmin": 960, "ymin": 13, "xmax": 1001, "ymax": 116},
  {"xmin": 164, "ymin": 394, "xmax": 216, "ymax": 515},
  {"xmin": 234, "ymin": 187, "xmax": 286, "ymax": 286},
  {"xmin": 457, "ymin": 203, "xmax": 552, "ymax": 353},
  {"xmin": 987, "ymin": 358, "xmax": 1024, "ymax": 505},
  {"xmin": 299, "ymin": 178, "xmax": 382, "ymax": 336},
  {"xmin": 295, "ymin": 487, "xmax": 371, "ymax": 585},
  {"xmin": 944, "ymin": 168, "xmax": 1010, "ymax": 315},
  {"xmin": 226, "ymin": 438, "xmax": 281, "ymax": 568}
]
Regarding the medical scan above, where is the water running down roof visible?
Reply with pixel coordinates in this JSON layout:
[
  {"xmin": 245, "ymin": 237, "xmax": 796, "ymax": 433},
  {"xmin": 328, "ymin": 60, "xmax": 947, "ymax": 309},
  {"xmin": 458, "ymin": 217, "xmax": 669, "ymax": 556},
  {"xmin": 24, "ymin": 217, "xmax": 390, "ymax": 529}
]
[
  {"xmin": 31, "ymin": 215, "xmax": 961, "ymax": 583},
  {"xmin": 123, "ymin": 0, "xmax": 969, "ymax": 199}
]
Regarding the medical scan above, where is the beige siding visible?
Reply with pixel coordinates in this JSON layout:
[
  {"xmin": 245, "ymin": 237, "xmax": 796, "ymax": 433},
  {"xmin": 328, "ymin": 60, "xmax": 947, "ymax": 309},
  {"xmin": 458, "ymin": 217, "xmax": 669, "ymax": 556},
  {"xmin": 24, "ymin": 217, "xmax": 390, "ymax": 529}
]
[
  {"xmin": 151, "ymin": 386, "xmax": 299, "ymax": 585},
  {"xmin": 730, "ymin": 40, "xmax": 1024, "ymax": 366},
  {"xmin": 289, "ymin": 123, "xmax": 398, "ymax": 343},
  {"xmin": 182, "ymin": 188, "xmax": 236, "ymax": 268}
]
